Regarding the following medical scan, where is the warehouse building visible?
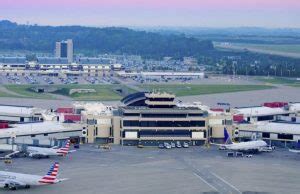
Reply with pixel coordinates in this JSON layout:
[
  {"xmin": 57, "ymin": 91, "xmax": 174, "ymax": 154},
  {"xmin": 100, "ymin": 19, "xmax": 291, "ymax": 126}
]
[{"xmin": 120, "ymin": 92, "xmax": 208, "ymax": 146}]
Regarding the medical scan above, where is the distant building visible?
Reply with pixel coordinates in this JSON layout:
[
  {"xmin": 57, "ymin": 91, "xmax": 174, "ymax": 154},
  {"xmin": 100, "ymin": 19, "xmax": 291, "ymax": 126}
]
[
  {"xmin": 183, "ymin": 57, "xmax": 198, "ymax": 66},
  {"xmin": 55, "ymin": 39, "xmax": 73, "ymax": 63}
]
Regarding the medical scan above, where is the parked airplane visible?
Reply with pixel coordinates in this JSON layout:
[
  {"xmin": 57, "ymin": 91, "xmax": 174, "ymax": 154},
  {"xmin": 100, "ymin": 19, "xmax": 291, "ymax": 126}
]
[
  {"xmin": 211, "ymin": 128, "xmax": 273, "ymax": 153},
  {"xmin": 27, "ymin": 139, "xmax": 74, "ymax": 158},
  {"xmin": 0, "ymin": 162, "xmax": 67, "ymax": 190}
]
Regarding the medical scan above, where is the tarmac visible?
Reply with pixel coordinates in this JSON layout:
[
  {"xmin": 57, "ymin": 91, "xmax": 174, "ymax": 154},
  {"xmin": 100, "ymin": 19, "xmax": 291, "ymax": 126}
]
[
  {"xmin": 1, "ymin": 145, "xmax": 300, "ymax": 194},
  {"xmin": 178, "ymin": 85, "xmax": 300, "ymax": 107},
  {"xmin": 0, "ymin": 84, "xmax": 299, "ymax": 109}
]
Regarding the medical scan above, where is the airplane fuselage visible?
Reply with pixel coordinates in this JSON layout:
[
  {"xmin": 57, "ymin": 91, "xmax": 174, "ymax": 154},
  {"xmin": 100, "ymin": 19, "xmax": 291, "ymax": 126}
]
[
  {"xmin": 27, "ymin": 146, "xmax": 63, "ymax": 157},
  {"xmin": 224, "ymin": 140, "xmax": 268, "ymax": 151},
  {"xmin": 0, "ymin": 171, "xmax": 46, "ymax": 187},
  {"xmin": 0, "ymin": 162, "xmax": 64, "ymax": 190}
]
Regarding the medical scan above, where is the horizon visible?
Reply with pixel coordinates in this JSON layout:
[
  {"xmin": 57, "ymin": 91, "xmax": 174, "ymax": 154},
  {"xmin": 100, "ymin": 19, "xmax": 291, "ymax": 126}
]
[
  {"xmin": 2, "ymin": 20, "xmax": 300, "ymax": 30},
  {"xmin": 0, "ymin": 0, "xmax": 299, "ymax": 28}
]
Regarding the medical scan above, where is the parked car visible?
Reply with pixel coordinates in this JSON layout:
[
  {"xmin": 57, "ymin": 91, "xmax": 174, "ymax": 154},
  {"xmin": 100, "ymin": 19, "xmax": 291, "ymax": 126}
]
[
  {"xmin": 176, "ymin": 141, "xmax": 182, "ymax": 148},
  {"xmin": 183, "ymin": 142, "xmax": 189, "ymax": 148},
  {"xmin": 137, "ymin": 144, "xmax": 144, "ymax": 148},
  {"xmin": 171, "ymin": 142, "xmax": 176, "ymax": 148},
  {"xmin": 158, "ymin": 144, "xmax": 164, "ymax": 149},
  {"xmin": 164, "ymin": 142, "xmax": 171, "ymax": 149}
]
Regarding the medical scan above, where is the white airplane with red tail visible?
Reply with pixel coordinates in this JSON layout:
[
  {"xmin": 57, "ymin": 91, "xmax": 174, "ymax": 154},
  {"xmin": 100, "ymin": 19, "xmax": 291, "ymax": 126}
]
[
  {"xmin": 0, "ymin": 162, "xmax": 67, "ymax": 190},
  {"xmin": 27, "ymin": 139, "xmax": 75, "ymax": 158}
]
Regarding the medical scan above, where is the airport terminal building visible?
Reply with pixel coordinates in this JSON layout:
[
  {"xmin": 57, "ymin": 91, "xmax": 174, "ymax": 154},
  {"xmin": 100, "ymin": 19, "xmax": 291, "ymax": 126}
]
[
  {"xmin": 0, "ymin": 104, "xmax": 43, "ymax": 123},
  {"xmin": 119, "ymin": 92, "xmax": 208, "ymax": 146}
]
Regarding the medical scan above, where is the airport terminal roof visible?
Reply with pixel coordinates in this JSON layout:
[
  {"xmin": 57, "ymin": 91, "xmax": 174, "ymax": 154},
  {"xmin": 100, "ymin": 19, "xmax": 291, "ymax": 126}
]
[
  {"xmin": 0, "ymin": 121, "xmax": 82, "ymax": 138},
  {"xmin": 0, "ymin": 57, "xmax": 111, "ymax": 64},
  {"xmin": 234, "ymin": 106, "xmax": 289, "ymax": 117},
  {"xmin": 76, "ymin": 57, "xmax": 111, "ymax": 64},
  {"xmin": 290, "ymin": 103, "xmax": 300, "ymax": 112},
  {"xmin": 253, "ymin": 122, "xmax": 300, "ymax": 135},
  {"xmin": 0, "ymin": 104, "xmax": 41, "ymax": 116},
  {"xmin": 0, "ymin": 57, "xmax": 69, "ymax": 64},
  {"xmin": 117, "ymin": 71, "xmax": 204, "ymax": 77},
  {"xmin": 73, "ymin": 102, "xmax": 113, "ymax": 116}
]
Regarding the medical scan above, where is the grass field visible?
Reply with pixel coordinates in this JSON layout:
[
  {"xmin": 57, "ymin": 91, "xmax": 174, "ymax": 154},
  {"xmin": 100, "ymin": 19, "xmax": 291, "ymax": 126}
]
[
  {"xmin": 0, "ymin": 92, "xmax": 17, "ymax": 98},
  {"xmin": 289, "ymin": 84, "xmax": 300, "ymax": 87},
  {"xmin": 3, "ymin": 84, "xmax": 136, "ymax": 101},
  {"xmin": 214, "ymin": 42, "xmax": 300, "ymax": 58},
  {"xmin": 139, "ymin": 84, "xmax": 274, "ymax": 96},
  {"xmin": 256, "ymin": 77, "xmax": 300, "ymax": 85},
  {"xmin": 53, "ymin": 85, "xmax": 135, "ymax": 101},
  {"xmin": 230, "ymin": 43, "xmax": 300, "ymax": 53},
  {"xmin": 4, "ymin": 85, "xmax": 54, "ymax": 99}
]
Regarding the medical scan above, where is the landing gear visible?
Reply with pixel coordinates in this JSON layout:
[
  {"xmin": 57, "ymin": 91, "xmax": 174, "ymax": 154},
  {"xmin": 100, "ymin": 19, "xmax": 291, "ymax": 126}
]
[
  {"xmin": 25, "ymin": 185, "xmax": 31, "ymax": 189},
  {"xmin": 4, "ymin": 183, "xmax": 21, "ymax": 190},
  {"xmin": 8, "ymin": 185, "xmax": 17, "ymax": 190}
]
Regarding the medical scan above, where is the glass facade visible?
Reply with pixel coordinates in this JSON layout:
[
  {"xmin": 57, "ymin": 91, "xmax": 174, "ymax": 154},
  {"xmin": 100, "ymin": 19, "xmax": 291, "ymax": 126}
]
[
  {"xmin": 123, "ymin": 120, "xmax": 205, "ymax": 127},
  {"xmin": 60, "ymin": 42, "xmax": 68, "ymax": 58},
  {"xmin": 139, "ymin": 130, "xmax": 191, "ymax": 137}
]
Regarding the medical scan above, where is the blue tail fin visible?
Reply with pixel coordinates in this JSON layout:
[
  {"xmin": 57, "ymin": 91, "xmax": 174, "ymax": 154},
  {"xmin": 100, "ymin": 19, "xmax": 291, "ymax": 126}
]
[{"xmin": 224, "ymin": 128, "xmax": 232, "ymax": 144}]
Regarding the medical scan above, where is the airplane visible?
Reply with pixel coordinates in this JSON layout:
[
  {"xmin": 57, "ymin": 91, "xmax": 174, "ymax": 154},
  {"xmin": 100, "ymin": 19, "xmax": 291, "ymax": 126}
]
[
  {"xmin": 27, "ymin": 139, "xmax": 74, "ymax": 158},
  {"xmin": 211, "ymin": 128, "xmax": 274, "ymax": 153},
  {"xmin": 0, "ymin": 162, "xmax": 67, "ymax": 190}
]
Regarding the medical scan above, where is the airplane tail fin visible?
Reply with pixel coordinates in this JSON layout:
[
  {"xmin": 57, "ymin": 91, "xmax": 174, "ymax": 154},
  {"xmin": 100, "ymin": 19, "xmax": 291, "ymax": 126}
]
[
  {"xmin": 39, "ymin": 162, "xmax": 60, "ymax": 184},
  {"xmin": 224, "ymin": 128, "xmax": 232, "ymax": 145},
  {"xmin": 57, "ymin": 139, "xmax": 71, "ymax": 156}
]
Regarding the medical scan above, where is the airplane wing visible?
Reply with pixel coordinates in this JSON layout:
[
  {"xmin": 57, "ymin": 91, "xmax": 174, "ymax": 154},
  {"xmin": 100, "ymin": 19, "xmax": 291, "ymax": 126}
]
[
  {"xmin": 0, "ymin": 156, "xmax": 11, "ymax": 160},
  {"xmin": 289, "ymin": 149, "xmax": 300, "ymax": 153},
  {"xmin": 210, "ymin": 142, "xmax": 225, "ymax": 146},
  {"xmin": 57, "ymin": 178, "xmax": 69, "ymax": 182}
]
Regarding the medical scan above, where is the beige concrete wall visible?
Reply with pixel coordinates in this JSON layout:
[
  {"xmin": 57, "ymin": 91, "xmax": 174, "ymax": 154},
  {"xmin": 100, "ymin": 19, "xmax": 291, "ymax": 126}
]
[
  {"xmin": 82, "ymin": 114, "xmax": 113, "ymax": 144},
  {"xmin": 112, "ymin": 116, "xmax": 121, "ymax": 145},
  {"xmin": 208, "ymin": 114, "xmax": 233, "ymax": 139}
]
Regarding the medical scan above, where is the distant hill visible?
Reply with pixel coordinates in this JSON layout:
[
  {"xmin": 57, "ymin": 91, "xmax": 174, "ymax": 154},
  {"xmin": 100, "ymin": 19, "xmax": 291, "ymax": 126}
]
[{"xmin": 0, "ymin": 20, "xmax": 214, "ymax": 59}]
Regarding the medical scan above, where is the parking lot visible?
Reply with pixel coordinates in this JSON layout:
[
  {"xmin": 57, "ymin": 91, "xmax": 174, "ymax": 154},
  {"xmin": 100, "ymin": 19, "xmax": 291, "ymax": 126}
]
[
  {"xmin": 0, "ymin": 74, "xmax": 119, "ymax": 85},
  {"xmin": 1, "ymin": 145, "xmax": 300, "ymax": 194}
]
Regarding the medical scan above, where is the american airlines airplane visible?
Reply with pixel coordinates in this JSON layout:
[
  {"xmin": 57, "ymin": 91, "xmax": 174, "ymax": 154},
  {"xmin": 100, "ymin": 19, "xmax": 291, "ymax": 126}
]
[
  {"xmin": 0, "ymin": 162, "xmax": 67, "ymax": 190},
  {"xmin": 212, "ymin": 128, "xmax": 273, "ymax": 153},
  {"xmin": 27, "ymin": 139, "xmax": 74, "ymax": 158}
]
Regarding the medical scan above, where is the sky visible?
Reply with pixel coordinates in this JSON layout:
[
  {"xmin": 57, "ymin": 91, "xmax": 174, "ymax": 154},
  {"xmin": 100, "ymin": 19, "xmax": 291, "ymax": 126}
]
[{"xmin": 0, "ymin": 0, "xmax": 299, "ymax": 28}]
